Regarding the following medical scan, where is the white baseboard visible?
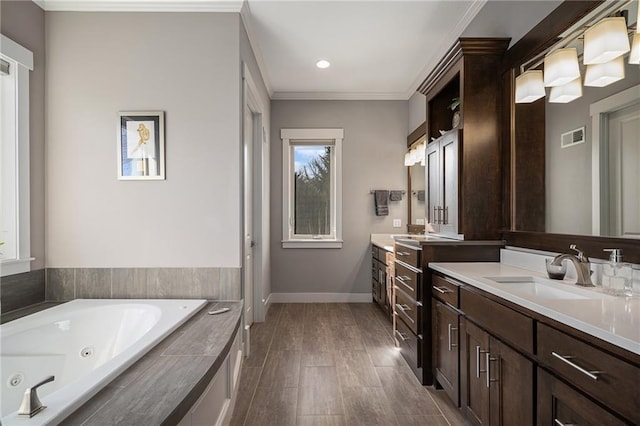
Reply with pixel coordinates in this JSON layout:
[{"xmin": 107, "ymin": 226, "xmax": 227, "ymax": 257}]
[{"xmin": 269, "ymin": 292, "xmax": 373, "ymax": 303}]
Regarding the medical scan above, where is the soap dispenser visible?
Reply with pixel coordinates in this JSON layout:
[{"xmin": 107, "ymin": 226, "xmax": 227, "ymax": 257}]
[{"xmin": 602, "ymin": 249, "xmax": 632, "ymax": 296}]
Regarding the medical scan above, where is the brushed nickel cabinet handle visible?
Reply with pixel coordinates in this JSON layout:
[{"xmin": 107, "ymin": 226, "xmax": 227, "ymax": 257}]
[
  {"xmin": 554, "ymin": 419, "xmax": 578, "ymax": 426},
  {"xmin": 395, "ymin": 304, "xmax": 414, "ymax": 323},
  {"xmin": 486, "ymin": 353, "xmax": 498, "ymax": 388},
  {"xmin": 395, "ymin": 329, "xmax": 408, "ymax": 342},
  {"xmin": 475, "ymin": 346, "xmax": 487, "ymax": 378},
  {"xmin": 447, "ymin": 323, "xmax": 458, "ymax": 351},
  {"xmin": 551, "ymin": 352, "xmax": 601, "ymax": 381},
  {"xmin": 433, "ymin": 286, "xmax": 452, "ymax": 294},
  {"xmin": 395, "ymin": 277, "xmax": 415, "ymax": 293}
]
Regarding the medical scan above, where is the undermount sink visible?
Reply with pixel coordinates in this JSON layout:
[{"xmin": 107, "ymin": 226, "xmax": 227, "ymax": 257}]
[{"xmin": 483, "ymin": 276, "xmax": 610, "ymax": 300}]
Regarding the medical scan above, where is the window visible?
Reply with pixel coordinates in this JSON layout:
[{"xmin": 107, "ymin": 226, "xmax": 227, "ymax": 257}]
[
  {"xmin": 1, "ymin": 35, "xmax": 33, "ymax": 276},
  {"xmin": 281, "ymin": 128, "xmax": 343, "ymax": 248}
]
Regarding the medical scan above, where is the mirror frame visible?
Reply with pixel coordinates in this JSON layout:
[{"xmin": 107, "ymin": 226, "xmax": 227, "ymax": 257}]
[
  {"xmin": 407, "ymin": 121, "xmax": 426, "ymax": 234},
  {"xmin": 501, "ymin": 0, "xmax": 640, "ymax": 264}
]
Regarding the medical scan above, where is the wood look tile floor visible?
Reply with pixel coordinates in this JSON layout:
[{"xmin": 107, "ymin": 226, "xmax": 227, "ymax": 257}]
[{"xmin": 229, "ymin": 303, "xmax": 465, "ymax": 426}]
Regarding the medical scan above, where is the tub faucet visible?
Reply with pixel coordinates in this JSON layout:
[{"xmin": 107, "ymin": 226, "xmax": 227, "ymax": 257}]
[
  {"xmin": 550, "ymin": 245, "xmax": 594, "ymax": 287},
  {"xmin": 18, "ymin": 375, "xmax": 55, "ymax": 417}
]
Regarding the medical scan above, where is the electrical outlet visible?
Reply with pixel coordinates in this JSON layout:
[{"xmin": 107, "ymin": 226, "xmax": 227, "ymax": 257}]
[{"xmin": 392, "ymin": 219, "xmax": 402, "ymax": 228}]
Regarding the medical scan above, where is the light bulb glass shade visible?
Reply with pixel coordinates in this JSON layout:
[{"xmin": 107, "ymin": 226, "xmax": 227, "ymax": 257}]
[
  {"xmin": 404, "ymin": 150, "xmax": 414, "ymax": 166},
  {"xmin": 515, "ymin": 70, "xmax": 545, "ymax": 103},
  {"xmin": 544, "ymin": 48, "xmax": 581, "ymax": 86},
  {"xmin": 583, "ymin": 17, "xmax": 630, "ymax": 65},
  {"xmin": 584, "ymin": 56, "xmax": 625, "ymax": 87},
  {"xmin": 549, "ymin": 77, "xmax": 583, "ymax": 103},
  {"xmin": 630, "ymin": 34, "xmax": 640, "ymax": 64}
]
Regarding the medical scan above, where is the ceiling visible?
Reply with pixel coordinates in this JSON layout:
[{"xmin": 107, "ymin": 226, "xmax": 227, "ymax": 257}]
[
  {"xmin": 35, "ymin": 0, "xmax": 562, "ymax": 100},
  {"xmin": 246, "ymin": 0, "xmax": 486, "ymax": 100}
]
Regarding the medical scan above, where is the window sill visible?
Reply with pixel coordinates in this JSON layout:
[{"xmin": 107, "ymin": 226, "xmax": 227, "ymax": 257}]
[
  {"xmin": 1, "ymin": 258, "xmax": 34, "ymax": 277},
  {"xmin": 282, "ymin": 240, "xmax": 343, "ymax": 249}
]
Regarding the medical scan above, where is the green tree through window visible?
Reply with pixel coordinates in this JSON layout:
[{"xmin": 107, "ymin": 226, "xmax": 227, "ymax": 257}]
[{"xmin": 294, "ymin": 146, "xmax": 332, "ymax": 235}]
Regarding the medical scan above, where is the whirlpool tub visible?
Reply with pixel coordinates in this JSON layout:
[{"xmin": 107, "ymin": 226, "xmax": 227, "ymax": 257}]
[{"xmin": 0, "ymin": 299, "xmax": 207, "ymax": 425}]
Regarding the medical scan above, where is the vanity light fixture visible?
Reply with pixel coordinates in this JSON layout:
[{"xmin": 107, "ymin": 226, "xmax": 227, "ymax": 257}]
[
  {"xmin": 544, "ymin": 48, "xmax": 581, "ymax": 87},
  {"xmin": 515, "ymin": 70, "xmax": 545, "ymax": 103},
  {"xmin": 629, "ymin": 34, "xmax": 640, "ymax": 64},
  {"xmin": 549, "ymin": 77, "xmax": 583, "ymax": 103},
  {"xmin": 583, "ymin": 17, "xmax": 630, "ymax": 65},
  {"xmin": 316, "ymin": 59, "xmax": 331, "ymax": 69},
  {"xmin": 584, "ymin": 56, "xmax": 625, "ymax": 87},
  {"xmin": 404, "ymin": 150, "xmax": 415, "ymax": 166}
]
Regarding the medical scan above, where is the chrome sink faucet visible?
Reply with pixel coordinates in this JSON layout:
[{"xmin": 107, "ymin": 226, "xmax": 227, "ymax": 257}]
[{"xmin": 550, "ymin": 245, "xmax": 594, "ymax": 287}]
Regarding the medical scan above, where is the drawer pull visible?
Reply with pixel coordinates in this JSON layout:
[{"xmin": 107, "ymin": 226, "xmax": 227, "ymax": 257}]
[
  {"xmin": 395, "ymin": 329, "xmax": 408, "ymax": 342},
  {"xmin": 554, "ymin": 420, "xmax": 578, "ymax": 426},
  {"xmin": 396, "ymin": 251, "xmax": 411, "ymax": 257},
  {"xmin": 433, "ymin": 286, "xmax": 453, "ymax": 294},
  {"xmin": 395, "ymin": 304, "xmax": 415, "ymax": 323},
  {"xmin": 447, "ymin": 323, "xmax": 458, "ymax": 351},
  {"xmin": 551, "ymin": 352, "xmax": 601, "ymax": 381},
  {"xmin": 395, "ymin": 277, "xmax": 415, "ymax": 293}
]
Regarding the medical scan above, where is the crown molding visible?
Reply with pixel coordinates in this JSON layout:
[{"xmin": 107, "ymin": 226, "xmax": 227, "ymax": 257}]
[
  {"xmin": 271, "ymin": 91, "xmax": 408, "ymax": 101},
  {"xmin": 240, "ymin": 1, "xmax": 273, "ymax": 97},
  {"xmin": 405, "ymin": 0, "xmax": 487, "ymax": 97},
  {"xmin": 33, "ymin": 0, "xmax": 244, "ymax": 12}
]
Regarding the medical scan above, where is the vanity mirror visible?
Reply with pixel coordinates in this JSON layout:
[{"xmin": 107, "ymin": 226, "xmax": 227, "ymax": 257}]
[
  {"xmin": 406, "ymin": 122, "xmax": 427, "ymax": 234},
  {"xmin": 504, "ymin": 0, "xmax": 640, "ymax": 262}
]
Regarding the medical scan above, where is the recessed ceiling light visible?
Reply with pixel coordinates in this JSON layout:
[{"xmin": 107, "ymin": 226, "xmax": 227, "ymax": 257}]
[{"xmin": 316, "ymin": 60, "xmax": 330, "ymax": 69}]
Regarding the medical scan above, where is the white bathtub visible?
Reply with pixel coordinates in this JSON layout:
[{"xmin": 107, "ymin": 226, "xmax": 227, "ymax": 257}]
[{"xmin": 0, "ymin": 299, "xmax": 207, "ymax": 425}]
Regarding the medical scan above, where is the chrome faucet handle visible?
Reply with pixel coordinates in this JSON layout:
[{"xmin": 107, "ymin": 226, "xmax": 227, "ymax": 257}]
[
  {"xmin": 18, "ymin": 375, "xmax": 55, "ymax": 417},
  {"xmin": 569, "ymin": 244, "xmax": 589, "ymax": 263}
]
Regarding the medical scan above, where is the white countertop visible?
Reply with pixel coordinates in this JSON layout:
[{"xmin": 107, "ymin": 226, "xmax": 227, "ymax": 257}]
[
  {"xmin": 429, "ymin": 262, "xmax": 640, "ymax": 356},
  {"xmin": 370, "ymin": 233, "xmax": 489, "ymax": 252}
]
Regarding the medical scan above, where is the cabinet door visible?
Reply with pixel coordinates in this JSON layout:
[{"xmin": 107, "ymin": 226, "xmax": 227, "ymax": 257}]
[
  {"xmin": 537, "ymin": 368, "xmax": 628, "ymax": 426},
  {"xmin": 487, "ymin": 336, "xmax": 533, "ymax": 426},
  {"xmin": 440, "ymin": 132, "xmax": 459, "ymax": 235},
  {"xmin": 460, "ymin": 318, "xmax": 489, "ymax": 426},
  {"xmin": 434, "ymin": 300, "xmax": 460, "ymax": 406},
  {"xmin": 426, "ymin": 141, "xmax": 441, "ymax": 231}
]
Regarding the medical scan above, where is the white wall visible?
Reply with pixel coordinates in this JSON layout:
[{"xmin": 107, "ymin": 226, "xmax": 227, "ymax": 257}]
[
  {"xmin": 270, "ymin": 100, "xmax": 408, "ymax": 296},
  {"xmin": 46, "ymin": 12, "xmax": 243, "ymax": 268}
]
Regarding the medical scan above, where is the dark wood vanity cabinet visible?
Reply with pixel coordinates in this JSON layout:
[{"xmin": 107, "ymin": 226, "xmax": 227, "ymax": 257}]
[
  {"xmin": 371, "ymin": 245, "xmax": 389, "ymax": 312},
  {"xmin": 432, "ymin": 270, "xmax": 640, "ymax": 426},
  {"xmin": 458, "ymin": 291, "xmax": 534, "ymax": 426}
]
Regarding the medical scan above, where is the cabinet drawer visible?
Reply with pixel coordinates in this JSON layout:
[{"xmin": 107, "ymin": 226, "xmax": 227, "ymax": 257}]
[
  {"xmin": 432, "ymin": 274, "xmax": 459, "ymax": 307},
  {"xmin": 394, "ymin": 261, "xmax": 420, "ymax": 300},
  {"xmin": 538, "ymin": 323, "xmax": 640, "ymax": 424},
  {"xmin": 394, "ymin": 288, "xmax": 421, "ymax": 335},
  {"xmin": 460, "ymin": 287, "xmax": 533, "ymax": 355},
  {"xmin": 395, "ymin": 311, "xmax": 421, "ymax": 367},
  {"xmin": 372, "ymin": 245, "xmax": 380, "ymax": 261},
  {"xmin": 394, "ymin": 243, "xmax": 420, "ymax": 268}
]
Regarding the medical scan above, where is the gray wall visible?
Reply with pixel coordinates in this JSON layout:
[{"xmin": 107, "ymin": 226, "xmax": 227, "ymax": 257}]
[
  {"xmin": 546, "ymin": 63, "xmax": 640, "ymax": 235},
  {"xmin": 45, "ymin": 12, "xmax": 243, "ymax": 268},
  {"xmin": 1, "ymin": 1, "xmax": 46, "ymax": 271},
  {"xmin": 270, "ymin": 100, "xmax": 408, "ymax": 295},
  {"xmin": 408, "ymin": 92, "xmax": 425, "ymax": 133}
]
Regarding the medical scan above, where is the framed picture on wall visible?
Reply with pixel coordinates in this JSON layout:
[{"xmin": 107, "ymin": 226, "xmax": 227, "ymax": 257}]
[{"xmin": 117, "ymin": 111, "xmax": 165, "ymax": 180}]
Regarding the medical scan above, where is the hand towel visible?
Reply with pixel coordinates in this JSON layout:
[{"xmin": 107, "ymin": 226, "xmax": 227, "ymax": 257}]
[
  {"xmin": 389, "ymin": 190, "xmax": 403, "ymax": 201},
  {"xmin": 374, "ymin": 190, "xmax": 389, "ymax": 216}
]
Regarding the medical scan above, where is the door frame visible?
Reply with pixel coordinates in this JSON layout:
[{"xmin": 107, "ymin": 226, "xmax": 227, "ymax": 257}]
[
  {"xmin": 590, "ymin": 84, "xmax": 640, "ymax": 235},
  {"xmin": 242, "ymin": 63, "xmax": 267, "ymax": 324}
]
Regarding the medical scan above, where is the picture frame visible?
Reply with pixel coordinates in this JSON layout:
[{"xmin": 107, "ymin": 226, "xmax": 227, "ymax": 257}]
[{"xmin": 117, "ymin": 111, "xmax": 165, "ymax": 180}]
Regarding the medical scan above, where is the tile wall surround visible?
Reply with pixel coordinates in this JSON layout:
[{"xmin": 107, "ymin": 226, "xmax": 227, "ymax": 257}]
[
  {"xmin": 0, "ymin": 269, "xmax": 46, "ymax": 313},
  {"xmin": 46, "ymin": 267, "xmax": 242, "ymax": 302}
]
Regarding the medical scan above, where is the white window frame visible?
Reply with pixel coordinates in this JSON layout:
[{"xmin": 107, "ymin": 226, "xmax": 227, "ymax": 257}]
[
  {"xmin": 281, "ymin": 128, "xmax": 343, "ymax": 249},
  {"xmin": 1, "ymin": 35, "xmax": 33, "ymax": 276}
]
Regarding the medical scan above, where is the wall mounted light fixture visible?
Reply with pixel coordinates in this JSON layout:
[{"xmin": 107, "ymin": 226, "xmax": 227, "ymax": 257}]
[
  {"xmin": 584, "ymin": 56, "xmax": 626, "ymax": 87},
  {"xmin": 515, "ymin": 70, "xmax": 546, "ymax": 103},
  {"xmin": 583, "ymin": 17, "xmax": 631, "ymax": 64},
  {"xmin": 544, "ymin": 48, "xmax": 581, "ymax": 86}
]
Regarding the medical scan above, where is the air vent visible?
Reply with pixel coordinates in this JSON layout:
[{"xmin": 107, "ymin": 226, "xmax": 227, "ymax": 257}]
[{"xmin": 561, "ymin": 126, "xmax": 585, "ymax": 148}]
